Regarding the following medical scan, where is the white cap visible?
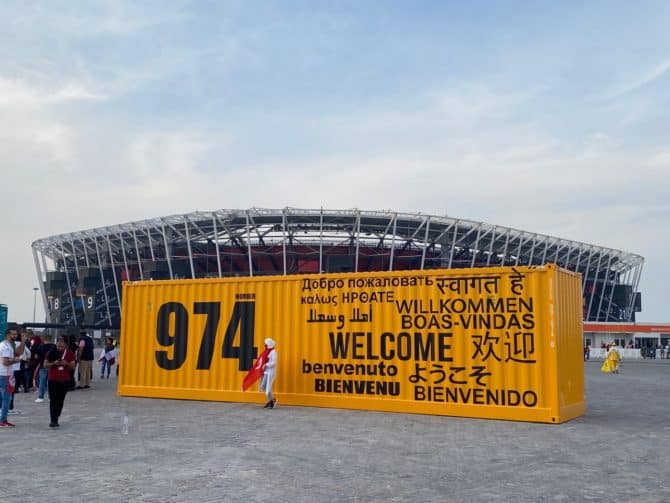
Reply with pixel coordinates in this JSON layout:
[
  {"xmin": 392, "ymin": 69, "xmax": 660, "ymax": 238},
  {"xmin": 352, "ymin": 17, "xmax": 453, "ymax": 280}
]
[{"xmin": 264, "ymin": 338, "xmax": 276, "ymax": 349}]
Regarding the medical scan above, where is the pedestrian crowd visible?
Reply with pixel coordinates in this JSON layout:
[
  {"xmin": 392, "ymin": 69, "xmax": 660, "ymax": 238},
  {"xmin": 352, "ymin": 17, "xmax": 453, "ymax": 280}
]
[{"xmin": 1, "ymin": 327, "xmax": 117, "ymax": 428}]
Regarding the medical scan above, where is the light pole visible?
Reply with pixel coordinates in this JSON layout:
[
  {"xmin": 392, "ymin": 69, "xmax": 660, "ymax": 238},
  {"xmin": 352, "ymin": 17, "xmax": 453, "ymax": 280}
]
[{"xmin": 32, "ymin": 287, "xmax": 39, "ymax": 323}]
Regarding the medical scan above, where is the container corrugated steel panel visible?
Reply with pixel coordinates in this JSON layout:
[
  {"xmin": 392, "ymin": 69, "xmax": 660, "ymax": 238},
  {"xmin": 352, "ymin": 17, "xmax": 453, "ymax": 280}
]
[
  {"xmin": 553, "ymin": 267, "xmax": 586, "ymax": 422},
  {"xmin": 119, "ymin": 264, "xmax": 585, "ymax": 423}
]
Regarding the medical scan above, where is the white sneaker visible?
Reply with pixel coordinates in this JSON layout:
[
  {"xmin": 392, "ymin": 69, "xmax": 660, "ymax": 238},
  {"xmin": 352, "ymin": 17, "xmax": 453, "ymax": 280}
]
[
  {"xmin": 35, "ymin": 398, "xmax": 45, "ymax": 403},
  {"xmin": 8, "ymin": 410, "xmax": 21, "ymax": 415}
]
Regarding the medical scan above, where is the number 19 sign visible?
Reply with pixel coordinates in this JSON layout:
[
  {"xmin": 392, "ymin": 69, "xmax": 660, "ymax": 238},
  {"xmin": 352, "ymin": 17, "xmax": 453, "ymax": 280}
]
[{"xmin": 118, "ymin": 265, "xmax": 586, "ymax": 423}]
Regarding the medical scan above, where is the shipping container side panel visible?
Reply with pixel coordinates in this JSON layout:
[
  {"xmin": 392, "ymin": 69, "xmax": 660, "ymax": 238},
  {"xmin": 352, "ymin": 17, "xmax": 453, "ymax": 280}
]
[
  {"xmin": 264, "ymin": 280, "xmax": 301, "ymax": 400},
  {"xmin": 518, "ymin": 269, "xmax": 556, "ymax": 416},
  {"xmin": 554, "ymin": 267, "xmax": 585, "ymax": 420},
  {"xmin": 538, "ymin": 268, "xmax": 560, "ymax": 421},
  {"xmin": 119, "ymin": 266, "xmax": 585, "ymax": 423},
  {"xmin": 122, "ymin": 278, "xmax": 263, "ymax": 402},
  {"xmin": 539, "ymin": 269, "xmax": 559, "ymax": 415},
  {"xmin": 290, "ymin": 267, "xmax": 552, "ymax": 417}
]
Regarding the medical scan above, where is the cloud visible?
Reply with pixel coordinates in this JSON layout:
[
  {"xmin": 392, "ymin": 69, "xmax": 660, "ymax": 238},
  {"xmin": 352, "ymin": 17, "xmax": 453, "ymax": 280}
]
[
  {"xmin": 126, "ymin": 132, "xmax": 211, "ymax": 179},
  {"xmin": 0, "ymin": 117, "xmax": 76, "ymax": 175},
  {"xmin": 0, "ymin": 2, "xmax": 203, "ymax": 107},
  {"xmin": 432, "ymin": 84, "xmax": 536, "ymax": 129},
  {"xmin": 0, "ymin": 3, "xmax": 668, "ymax": 324},
  {"xmin": 2, "ymin": 1, "xmax": 188, "ymax": 39},
  {"xmin": 0, "ymin": 77, "xmax": 106, "ymax": 107},
  {"xmin": 603, "ymin": 57, "xmax": 670, "ymax": 100}
]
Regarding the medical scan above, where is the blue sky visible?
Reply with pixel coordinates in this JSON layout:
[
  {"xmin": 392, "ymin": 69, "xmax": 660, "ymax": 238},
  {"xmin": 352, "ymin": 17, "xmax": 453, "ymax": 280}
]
[{"xmin": 0, "ymin": 1, "xmax": 668, "ymax": 323}]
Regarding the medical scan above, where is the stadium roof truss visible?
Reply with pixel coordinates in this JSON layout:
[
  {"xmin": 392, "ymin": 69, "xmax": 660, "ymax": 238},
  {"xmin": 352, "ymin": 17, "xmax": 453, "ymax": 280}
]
[{"xmin": 32, "ymin": 208, "xmax": 644, "ymax": 327}]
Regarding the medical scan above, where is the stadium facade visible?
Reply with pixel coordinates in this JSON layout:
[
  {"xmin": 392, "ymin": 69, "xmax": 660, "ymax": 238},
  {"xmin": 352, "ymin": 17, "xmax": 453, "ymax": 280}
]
[{"xmin": 31, "ymin": 208, "xmax": 644, "ymax": 329}]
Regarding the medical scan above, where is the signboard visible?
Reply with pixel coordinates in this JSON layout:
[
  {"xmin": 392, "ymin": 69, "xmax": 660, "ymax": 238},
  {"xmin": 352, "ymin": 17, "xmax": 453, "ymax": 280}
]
[
  {"xmin": 83, "ymin": 295, "xmax": 96, "ymax": 325},
  {"xmin": 0, "ymin": 304, "xmax": 7, "ymax": 339},
  {"xmin": 50, "ymin": 296, "xmax": 61, "ymax": 324},
  {"xmin": 119, "ymin": 264, "xmax": 585, "ymax": 423}
]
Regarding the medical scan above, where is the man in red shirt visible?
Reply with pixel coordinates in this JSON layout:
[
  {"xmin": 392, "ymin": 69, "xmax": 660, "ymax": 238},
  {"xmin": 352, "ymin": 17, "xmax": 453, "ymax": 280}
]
[{"xmin": 44, "ymin": 337, "xmax": 76, "ymax": 428}]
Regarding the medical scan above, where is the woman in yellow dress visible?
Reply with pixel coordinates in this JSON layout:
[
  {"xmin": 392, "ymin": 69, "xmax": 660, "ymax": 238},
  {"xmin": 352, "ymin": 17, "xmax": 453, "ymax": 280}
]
[{"xmin": 601, "ymin": 343, "xmax": 621, "ymax": 374}]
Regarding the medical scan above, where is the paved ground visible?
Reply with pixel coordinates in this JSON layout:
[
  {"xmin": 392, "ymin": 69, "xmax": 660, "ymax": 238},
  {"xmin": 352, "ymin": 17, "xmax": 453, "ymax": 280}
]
[{"xmin": 3, "ymin": 359, "xmax": 670, "ymax": 502}]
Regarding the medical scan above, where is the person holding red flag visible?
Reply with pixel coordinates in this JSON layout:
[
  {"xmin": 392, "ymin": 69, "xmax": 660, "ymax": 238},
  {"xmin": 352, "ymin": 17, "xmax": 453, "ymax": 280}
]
[{"xmin": 242, "ymin": 338, "xmax": 278, "ymax": 409}]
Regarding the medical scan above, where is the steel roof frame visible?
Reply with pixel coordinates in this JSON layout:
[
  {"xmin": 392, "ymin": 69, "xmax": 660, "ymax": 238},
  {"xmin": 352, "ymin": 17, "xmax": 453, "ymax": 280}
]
[{"xmin": 32, "ymin": 207, "xmax": 644, "ymax": 326}]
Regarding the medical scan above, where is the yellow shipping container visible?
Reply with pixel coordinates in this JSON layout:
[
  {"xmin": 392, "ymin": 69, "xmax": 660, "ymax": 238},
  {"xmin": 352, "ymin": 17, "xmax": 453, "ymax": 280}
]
[{"xmin": 119, "ymin": 264, "xmax": 585, "ymax": 423}]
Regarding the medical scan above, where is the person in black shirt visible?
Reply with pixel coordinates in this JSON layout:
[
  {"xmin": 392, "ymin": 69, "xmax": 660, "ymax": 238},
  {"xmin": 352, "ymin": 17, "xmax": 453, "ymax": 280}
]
[{"xmin": 76, "ymin": 331, "xmax": 94, "ymax": 389}]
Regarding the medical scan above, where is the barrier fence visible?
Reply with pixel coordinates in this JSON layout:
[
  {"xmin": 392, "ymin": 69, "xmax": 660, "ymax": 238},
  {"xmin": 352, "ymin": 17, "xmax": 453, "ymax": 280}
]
[{"xmin": 587, "ymin": 348, "xmax": 669, "ymax": 360}]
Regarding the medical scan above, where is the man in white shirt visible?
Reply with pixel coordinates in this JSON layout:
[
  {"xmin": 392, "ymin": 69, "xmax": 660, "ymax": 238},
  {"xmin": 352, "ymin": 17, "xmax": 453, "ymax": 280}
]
[
  {"xmin": 9, "ymin": 330, "xmax": 29, "ymax": 412},
  {"xmin": 1, "ymin": 328, "xmax": 26, "ymax": 427}
]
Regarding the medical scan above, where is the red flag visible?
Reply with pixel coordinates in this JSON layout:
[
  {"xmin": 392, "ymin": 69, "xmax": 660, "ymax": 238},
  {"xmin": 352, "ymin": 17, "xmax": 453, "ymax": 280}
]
[
  {"xmin": 242, "ymin": 347, "xmax": 271, "ymax": 391},
  {"xmin": 7, "ymin": 374, "xmax": 16, "ymax": 394}
]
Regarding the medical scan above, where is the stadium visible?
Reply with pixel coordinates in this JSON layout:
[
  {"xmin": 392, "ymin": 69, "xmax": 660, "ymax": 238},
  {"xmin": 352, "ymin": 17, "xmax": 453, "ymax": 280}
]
[{"xmin": 31, "ymin": 207, "xmax": 644, "ymax": 331}]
